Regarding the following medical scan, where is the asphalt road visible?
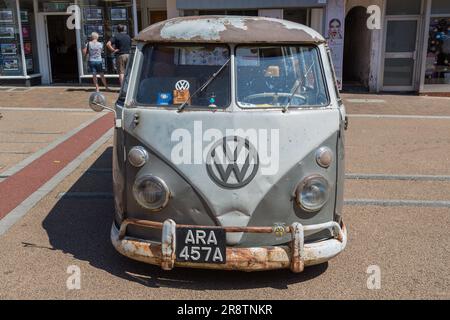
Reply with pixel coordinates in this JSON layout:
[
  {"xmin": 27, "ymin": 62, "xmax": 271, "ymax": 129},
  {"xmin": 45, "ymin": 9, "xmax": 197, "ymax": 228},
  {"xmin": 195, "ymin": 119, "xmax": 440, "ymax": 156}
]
[{"xmin": 0, "ymin": 90, "xmax": 449, "ymax": 299}]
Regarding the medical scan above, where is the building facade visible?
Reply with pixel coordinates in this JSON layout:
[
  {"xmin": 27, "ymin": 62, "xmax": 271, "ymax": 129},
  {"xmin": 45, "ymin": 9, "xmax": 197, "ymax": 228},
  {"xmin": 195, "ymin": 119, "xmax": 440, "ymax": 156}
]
[
  {"xmin": 345, "ymin": 0, "xmax": 450, "ymax": 94},
  {"xmin": 0, "ymin": 0, "xmax": 449, "ymax": 94},
  {"xmin": 0, "ymin": 0, "xmax": 139, "ymax": 85}
]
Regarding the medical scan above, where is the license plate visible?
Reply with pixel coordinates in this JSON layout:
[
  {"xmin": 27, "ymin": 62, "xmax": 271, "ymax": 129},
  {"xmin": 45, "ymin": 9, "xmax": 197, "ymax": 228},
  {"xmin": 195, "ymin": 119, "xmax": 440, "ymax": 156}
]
[{"xmin": 175, "ymin": 227, "xmax": 226, "ymax": 264}]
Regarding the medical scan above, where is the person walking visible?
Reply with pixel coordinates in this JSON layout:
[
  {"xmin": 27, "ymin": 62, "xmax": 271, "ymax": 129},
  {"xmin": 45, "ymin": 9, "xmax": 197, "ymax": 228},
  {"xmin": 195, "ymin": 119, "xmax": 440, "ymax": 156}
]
[
  {"xmin": 83, "ymin": 32, "xmax": 109, "ymax": 92},
  {"xmin": 107, "ymin": 24, "xmax": 132, "ymax": 86}
]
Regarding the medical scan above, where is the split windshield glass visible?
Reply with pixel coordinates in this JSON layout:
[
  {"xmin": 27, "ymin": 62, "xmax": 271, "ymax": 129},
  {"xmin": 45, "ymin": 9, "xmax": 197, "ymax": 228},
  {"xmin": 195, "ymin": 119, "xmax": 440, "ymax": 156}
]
[
  {"xmin": 235, "ymin": 45, "xmax": 329, "ymax": 108},
  {"xmin": 136, "ymin": 44, "xmax": 231, "ymax": 108}
]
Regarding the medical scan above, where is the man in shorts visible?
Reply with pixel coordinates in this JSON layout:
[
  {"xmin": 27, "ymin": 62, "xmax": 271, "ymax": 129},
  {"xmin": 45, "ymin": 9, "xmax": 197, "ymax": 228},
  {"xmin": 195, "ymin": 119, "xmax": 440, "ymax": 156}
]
[{"xmin": 107, "ymin": 24, "xmax": 132, "ymax": 86}]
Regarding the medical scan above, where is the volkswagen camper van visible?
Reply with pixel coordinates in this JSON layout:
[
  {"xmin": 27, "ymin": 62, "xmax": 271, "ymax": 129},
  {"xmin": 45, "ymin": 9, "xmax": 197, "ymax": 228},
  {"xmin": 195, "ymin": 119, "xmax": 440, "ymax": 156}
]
[{"xmin": 89, "ymin": 16, "xmax": 347, "ymax": 273}]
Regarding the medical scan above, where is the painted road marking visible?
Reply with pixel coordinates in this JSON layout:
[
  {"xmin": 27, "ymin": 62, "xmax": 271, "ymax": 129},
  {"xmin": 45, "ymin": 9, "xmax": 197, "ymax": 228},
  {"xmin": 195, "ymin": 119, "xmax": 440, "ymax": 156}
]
[
  {"xmin": 344, "ymin": 199, "xmax": 450, "ymax": 208},
  {"xmin": 0, "ymin": 141, "xmax": 53, "ymax": 144},
  {"xmin": 0, "ymin": 129, "xmax": 113, "ymax": 237},
  {"xmin": 0, "ymin": 113, "xmax": 104, "ymax": 182},
  {"xmin": 48, "ymin": 191, "xmax": 450, "ymax": 208},
  {"xmin": 75, "ymin": 169, "xmax": 450, "ymax": 182},
  {"xmin": 345, "ymin": 99, "xmax": 385, "ymax": 103},
  {"xmin": 346, "ymin": 174, "xmax": 450, "ymax": 181},
  {"xmin": 0, "ymin": 113, "xmax": 113, "ymax": 220},
  {"xmin": 0, "ymin": 131, "xmax": 63, "ymax": 135},
  {"xmin": 0, "ymin": 151, "xmax": 31, "ymax": 155},
  {"xmin": 56, "ymin": 192, "xmax": 114, "ymax": 199},
  {"xmin": 0, "ymin": 107, "xmax": 98, "ymax": 112}
]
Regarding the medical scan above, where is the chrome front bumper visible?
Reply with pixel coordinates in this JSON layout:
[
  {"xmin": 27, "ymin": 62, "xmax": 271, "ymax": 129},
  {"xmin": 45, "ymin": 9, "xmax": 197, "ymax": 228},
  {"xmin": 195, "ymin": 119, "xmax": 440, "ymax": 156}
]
[{"xmin": 111, "ymin": 218, "xmax": 347, "ymax": 273}]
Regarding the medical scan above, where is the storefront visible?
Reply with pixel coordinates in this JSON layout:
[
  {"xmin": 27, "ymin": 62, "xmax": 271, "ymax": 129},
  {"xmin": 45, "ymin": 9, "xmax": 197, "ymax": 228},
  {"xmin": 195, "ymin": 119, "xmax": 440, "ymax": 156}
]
[
  {"xmin": 0, "ymin": 0, "xmax": 139, "ymax": 85},
  {"xmin": 176, "ymin": 0, "xmax": 328, "ymax": 34},
  {"xmin": 0, "ymin": 0, "xmax": 349, "ymax": 88},
  {"xmin": 176, "ymin": 0, "xmax": 345, "ymax": 88},
  {"xmin": 376, "ymin": 0, "xmax": 450, "ymax": 93},
  {"xmin": 420, "ymin": 0, "xmax": 450, "ymax": 93}
]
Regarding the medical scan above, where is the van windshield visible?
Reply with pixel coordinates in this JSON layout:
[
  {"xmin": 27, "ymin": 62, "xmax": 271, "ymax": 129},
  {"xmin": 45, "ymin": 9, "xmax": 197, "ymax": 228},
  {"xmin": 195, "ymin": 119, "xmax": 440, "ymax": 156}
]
[
  {"xmin": 136, "ymin": 44, "xmax": 231, "ymax": 108},
  {"xmin": 236, "ymin": 45, "xmax": 329, "ymax": 108}
]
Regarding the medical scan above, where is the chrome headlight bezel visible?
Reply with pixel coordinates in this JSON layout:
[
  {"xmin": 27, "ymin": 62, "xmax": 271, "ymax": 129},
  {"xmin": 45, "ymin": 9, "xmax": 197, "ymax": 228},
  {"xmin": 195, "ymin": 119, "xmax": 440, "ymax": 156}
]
[
  {"xmin": 133, "ymin": 175, "xmax": 170, "ymax": 211},
  {"xmin": 295, "ymin": 174, "xmax": 330, "ymax": 212},
  {"xmin": 128, "ymin": 146, "xmax": 149, "ymax": 168}
]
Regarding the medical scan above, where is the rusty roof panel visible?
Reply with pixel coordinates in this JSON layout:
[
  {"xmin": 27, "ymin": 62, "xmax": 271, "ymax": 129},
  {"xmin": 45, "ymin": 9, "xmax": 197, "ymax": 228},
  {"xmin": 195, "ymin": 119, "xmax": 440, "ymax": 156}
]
[{"xmin": 135, "ymin": 16, "xmax": 326, "ymax": 44}]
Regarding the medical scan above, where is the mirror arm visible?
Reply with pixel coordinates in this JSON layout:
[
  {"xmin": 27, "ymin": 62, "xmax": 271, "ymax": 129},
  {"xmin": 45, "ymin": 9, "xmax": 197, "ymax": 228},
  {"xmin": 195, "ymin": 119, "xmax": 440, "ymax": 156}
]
[{"xmin": 91, "ymin": 102, "xmax": 122, "ymax": 128}]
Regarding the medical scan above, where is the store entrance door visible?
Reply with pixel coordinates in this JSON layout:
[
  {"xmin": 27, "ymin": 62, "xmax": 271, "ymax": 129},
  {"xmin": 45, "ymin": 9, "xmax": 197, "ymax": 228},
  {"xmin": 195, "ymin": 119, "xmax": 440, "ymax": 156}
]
[
  {"xmin": 381, "ymin": 17, "xmax": 420, "ymax": 91},
  {"xmin": 45, "ymin": 15, "xmax": 79, "ymax": 83}
]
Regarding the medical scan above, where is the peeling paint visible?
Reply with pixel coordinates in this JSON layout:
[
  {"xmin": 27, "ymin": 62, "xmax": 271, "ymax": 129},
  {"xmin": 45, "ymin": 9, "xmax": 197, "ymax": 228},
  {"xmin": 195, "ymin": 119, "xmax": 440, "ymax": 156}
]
[
  {"xmin": 160, "ymin": 17, "xmax": 247, "ymax": 41},
  {"xmin": 135, "ymin": 16, "xmax": 326, "ymax": 44}
]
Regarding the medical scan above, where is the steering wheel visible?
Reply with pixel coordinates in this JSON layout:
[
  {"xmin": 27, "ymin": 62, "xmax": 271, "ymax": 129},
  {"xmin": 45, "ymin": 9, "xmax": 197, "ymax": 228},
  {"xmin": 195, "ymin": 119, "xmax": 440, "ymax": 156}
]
[{"xmin": 243, "ymin": 92, "xmax": 307, "ymax": 106}]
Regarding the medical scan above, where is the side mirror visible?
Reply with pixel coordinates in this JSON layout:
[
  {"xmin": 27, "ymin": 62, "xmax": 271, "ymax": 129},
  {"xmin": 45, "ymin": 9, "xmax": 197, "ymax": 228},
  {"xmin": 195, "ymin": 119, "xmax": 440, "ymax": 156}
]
[
  {"xmin": 89, "ymin": 92, "xmax": 107, "ymax": 112},
  {"xmin": 88, "ymin": 92, "xmax": 122, "ymax": 128}
]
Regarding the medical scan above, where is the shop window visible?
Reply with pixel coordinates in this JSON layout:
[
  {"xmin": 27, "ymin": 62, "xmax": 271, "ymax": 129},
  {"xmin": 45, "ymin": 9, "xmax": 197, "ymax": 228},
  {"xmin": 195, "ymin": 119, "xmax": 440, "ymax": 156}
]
[
  {"xmin": 38, "ymin": 1, "xmax": 70, "ymax": 12},
  {"xmin": 431, "ymin": 0, "xmax": 450, "ymax": 15},
  {"xmin": 20, "ymin": 0, "xmax": 38, "ymax": 75},
  {"xmin": 0, "ymin": 0, "xmax": 23, "ymax": 76},
  {"xmin": 197, "ymin": 10, "xmax": 258, "ymax": 16},
  {"xmin": 386, "ymin": 0, "xmax": 421, "ymax": 16},
  {"xmin": 425, "ymin": 17, "xmax": 450, "ymax": 85},
  {"xmin": 283, "ymin": 9, "xmax": 308, "ymax": 25},
  {"xmin": 79, "ymin": 0, "xmax": 134, "ymax": 75},
  {"xmin": 385, "ymin": 20, "xmax": 417, "ymax": 52}
]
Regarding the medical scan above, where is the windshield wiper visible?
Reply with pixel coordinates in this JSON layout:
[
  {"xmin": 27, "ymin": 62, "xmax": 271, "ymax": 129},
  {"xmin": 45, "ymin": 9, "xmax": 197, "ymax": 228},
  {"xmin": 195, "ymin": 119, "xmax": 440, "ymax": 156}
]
[
  {"xmin": 282, "ymin": 62, "xmax": 315, "ymax": 113},
  {"xmin": 178, "ymin": 58, "xmax": 231, "ymax": 112},
  {"xmin": 282, "ymin": 79, "xmax": 302, "ymax": 113}
]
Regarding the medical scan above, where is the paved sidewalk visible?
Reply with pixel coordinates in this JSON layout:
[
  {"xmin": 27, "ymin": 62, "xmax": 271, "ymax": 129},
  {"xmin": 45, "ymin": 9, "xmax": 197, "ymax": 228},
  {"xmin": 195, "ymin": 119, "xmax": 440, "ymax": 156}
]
[
  {"xmin": 0, "ymin": 87, "xmax": 449, "ymax": 299},
  {"xmin": 0, "ymin": 87, "xmax": 450, "ymax": 114},
  {"xmin": 342, "ymin": 93, "xmax": 450, "ymax": 116},
  {"xmin": 0, "ymin": 87, "xmax": 120, "ymax": 109}
]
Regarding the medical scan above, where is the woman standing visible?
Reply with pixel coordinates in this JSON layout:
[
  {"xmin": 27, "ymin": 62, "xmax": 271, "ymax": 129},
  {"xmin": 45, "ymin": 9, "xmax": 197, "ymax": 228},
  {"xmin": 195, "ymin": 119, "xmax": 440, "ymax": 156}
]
[{"xmin": 83, "ymin": 32, "xmax": 109, "ymax": 92}]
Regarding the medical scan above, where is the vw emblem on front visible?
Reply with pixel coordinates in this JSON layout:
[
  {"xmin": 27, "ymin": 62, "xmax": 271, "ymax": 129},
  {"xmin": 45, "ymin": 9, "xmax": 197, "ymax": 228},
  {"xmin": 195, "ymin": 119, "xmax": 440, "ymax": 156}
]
[
  {"xmin": 206, "ymin": 136, "xmax": 259, "ymax": 189},
  {"xmin": 175, "ymin": 80, "xmax": 190, "ymax": 91}
]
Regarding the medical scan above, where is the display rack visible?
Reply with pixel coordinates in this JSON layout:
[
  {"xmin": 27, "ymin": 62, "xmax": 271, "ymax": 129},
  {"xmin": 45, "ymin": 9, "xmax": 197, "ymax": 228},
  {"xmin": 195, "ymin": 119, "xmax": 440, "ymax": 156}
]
[
  {"xmin": 0, "ymin": 8, "xmax": 21, "ymax": 75},
  {"xmin": 81, "ymin": 4, "xmax": 132, "ymax": 75}
]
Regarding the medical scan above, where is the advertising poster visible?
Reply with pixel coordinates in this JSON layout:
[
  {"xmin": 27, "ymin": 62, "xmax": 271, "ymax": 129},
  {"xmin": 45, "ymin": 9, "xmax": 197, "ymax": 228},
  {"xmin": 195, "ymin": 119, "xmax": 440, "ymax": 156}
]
[
  {"xmin": 84, "ymin": 8, "xmax": 103, "ymax": 21},
  {"xmin": 110, "ymin": 8, "xmax": 127, "ymax": 21},
  {"xmin": 3, "ymin": 57, "xmax": 19, "ymax": 71},
  {"xmin": 325, "ymin": 0, "xmax": 345, "ymax": 90},
  {"xmin": 0, "ymin": 9, "xmax": 13, "ymax": 23},
  {"xmin": 20, "ymin": 10, "xmax": 29, "ymax": 23},
  {"xmin": 112, "ymin": 24, "xmax": 128, "ymax": 34},
  {"xmin": 0, "ymin": 26, "xmax": 15, "ymax": 39},
  {"xmin": 22, "ymin": 25, "xmax": 31, "ymax": 38},
  {"xmin": 84, "ymin": 24, "xmax": 104, "ymax": 37},
  {"xmin": 26, "ymin": 58, "xmax": 33, "ymax": 71},
  {"xmin": 175, "ymin": 47, "xmax": 229, "ymax": 66},
  {"xmin": 1, "ymin": 43, "xmax": 17, "ymax": 55},
  {"xmin": 24, "ymin": 42, "xmax": 32, "ymax": 55}
]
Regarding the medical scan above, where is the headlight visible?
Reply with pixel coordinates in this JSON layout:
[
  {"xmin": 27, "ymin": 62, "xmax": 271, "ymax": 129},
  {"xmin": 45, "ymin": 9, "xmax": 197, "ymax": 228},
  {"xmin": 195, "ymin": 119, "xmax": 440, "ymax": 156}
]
[
  {"xmin": 296, "ymin": 175, "xmax": 330, "ymax": 212},
  {"xmin": 133, "ymin": 175, "xmax": 170, "ymax": 211},
  {"xmin": 128, "ymin": 146, "xmax": 149, "ymax": 168}
]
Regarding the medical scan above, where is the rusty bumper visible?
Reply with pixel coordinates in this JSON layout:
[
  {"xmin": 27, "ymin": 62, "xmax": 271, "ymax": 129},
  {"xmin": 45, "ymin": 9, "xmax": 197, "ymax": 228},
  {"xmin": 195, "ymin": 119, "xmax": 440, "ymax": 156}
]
[{"xmin": 111, "ymin": 219, "xmax": 347, "ymax": 273}]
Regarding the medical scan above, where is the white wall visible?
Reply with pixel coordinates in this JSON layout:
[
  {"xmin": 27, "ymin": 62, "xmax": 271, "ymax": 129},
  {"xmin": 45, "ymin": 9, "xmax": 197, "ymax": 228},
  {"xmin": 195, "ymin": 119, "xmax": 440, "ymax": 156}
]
[
  {"xmin": 345, "ymin": 0, "xmax": 384, "ymax": 92},
  {"xmin": 258, "ymin": 9, "xmax": 283, "ymax": 19},
  {"xmin": 167, "ymin": 0, "xmax": 179, "ymax": 19},
  {"xmin": 140, "ymin": 0, "xmax": 168, "ymax": 28},
  {"xmin": 310, "ymin": 8, "xmax": 324, "ymax": 35}
]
